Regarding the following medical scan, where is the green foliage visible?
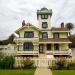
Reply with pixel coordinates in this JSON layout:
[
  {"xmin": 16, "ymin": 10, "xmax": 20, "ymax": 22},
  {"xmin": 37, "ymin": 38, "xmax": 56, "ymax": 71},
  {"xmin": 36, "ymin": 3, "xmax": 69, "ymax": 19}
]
[
  {"xmin": 50, "ymin": 58, "xmax": 69, "ymax": 70},
  {"xmin": 67, "ymin": 60, "xmax": 75, "ymax": 70},
  {"xmin": 49, "ymin": 58, "xmax": 75, "ymax": 70},
  {"xmin": 7, "ymin": 34, "xmax": 16, "ymax": 44},
  {"xmin": 23, "ymin": 57, "xmax": 34, "ymax": 69},
  {"xmin": 52, "ymin": 70, "xmax": 75, "ymax": 75},
  {"xmin": 0, "ymin": 48, "xmax": 3, "ymax": 50},
  {"xmin": 65, "ymin": 22, "xmax": 74, "ymax": 30},
  {"xmin": 0, "ymin": 69, "xmax": 35, "ymax": 75},
  {"xmin": 0, "ymin": 56, "xmax": 15, "ymax": 69},
  {"xmin": 0, "ymin": 40, "xmax": 9, "ymax": 45},
  {"xmin": 0, "ymin": 34, "xmax": 15, "ymax": 45},
  {"xmin": 69, "ymin": 35, "xmax": 75, "ymax": 47},
  {"xmin": 55, "ymin": 58, "xmax": 67, "ymax": 70}
]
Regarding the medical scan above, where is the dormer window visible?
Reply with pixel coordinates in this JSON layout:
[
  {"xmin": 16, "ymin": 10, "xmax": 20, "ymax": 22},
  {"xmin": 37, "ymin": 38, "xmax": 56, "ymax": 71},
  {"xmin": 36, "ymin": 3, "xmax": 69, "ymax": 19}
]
[
  {"xmin": 41, "ymin": 14, "xmax": 48, "ymax": 19},
  {"xmin": 42, "ymin": 22, "xmax": 48, "ymax": 28}
]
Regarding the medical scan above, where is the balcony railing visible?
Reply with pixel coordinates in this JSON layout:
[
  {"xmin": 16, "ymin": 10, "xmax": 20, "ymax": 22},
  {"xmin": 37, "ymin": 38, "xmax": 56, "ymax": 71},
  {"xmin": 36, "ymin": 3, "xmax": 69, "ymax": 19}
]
[
  {"xmin": 16, "ymin": 50, "xmax": 39, "ymax": 55},
  {"xmin": 14, "ymin": 37, "xmax": 39, "ymax": 42},
  {"xmin": 46, "ymin": 50, "xmax": 72, "ymax": 56}
]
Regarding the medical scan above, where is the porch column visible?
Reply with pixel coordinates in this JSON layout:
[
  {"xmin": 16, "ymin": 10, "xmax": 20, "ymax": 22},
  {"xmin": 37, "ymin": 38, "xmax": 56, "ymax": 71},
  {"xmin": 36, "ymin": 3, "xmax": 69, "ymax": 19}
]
[
  {"xmin": 44, "ymin": 44, "xmax": 47, "ymax": 53},
  {"xmin": 33, "ymin": 44, "xmax": 39, "ymax": 51},
  {"xmin": 51, "ymin": 44, "xmax": 54, "ymax": 51},
  {"xmin": 59, "ymin": 44, "xmax": 62, "ymax": 51}
]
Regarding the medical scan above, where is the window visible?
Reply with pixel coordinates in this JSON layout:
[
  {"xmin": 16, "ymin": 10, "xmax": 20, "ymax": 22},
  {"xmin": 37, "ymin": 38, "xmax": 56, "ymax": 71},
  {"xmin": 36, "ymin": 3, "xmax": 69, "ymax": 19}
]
[
  {"xmin": 53, "ymin": 33, "xmax": 59, "ymax": 40},
  {"xmin": 47, "ymin": 44, "xmax": 51, "ymax": 50},
  {"xmin": 42, "ymin": 32, "xmax": 48, "ymax": 39},
  {"xmin": 41, "ymin": 14, "xmax": 48, "ymax": 19},
  {"xmin": 41, "ymin": 14, "xmax": 44, "ymax": 19},
  {"xmin": 54, "ymin": 44, "xmax": 59, "ymax": 50},
  {"xmin": 24, "ymin": 31, "xmax": 34, "ymax": 38},
  {"xmin": 42, "ymin": 22, "xmax": 48, "ymax": 28},
  {"xmin": 23, "ymin": 42, "xmax": 33, "ymax": 51}
]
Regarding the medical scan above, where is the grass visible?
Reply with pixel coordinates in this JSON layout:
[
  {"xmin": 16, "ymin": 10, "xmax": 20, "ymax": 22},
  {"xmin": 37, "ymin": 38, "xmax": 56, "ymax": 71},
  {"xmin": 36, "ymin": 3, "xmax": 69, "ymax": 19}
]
[
  {"xmin": 52, "ymin": 70, "xmax": 75, "ymax": 75},
  {"xmin": 0, "ymin": 69, "xmax": 35, "ymax": 75}
]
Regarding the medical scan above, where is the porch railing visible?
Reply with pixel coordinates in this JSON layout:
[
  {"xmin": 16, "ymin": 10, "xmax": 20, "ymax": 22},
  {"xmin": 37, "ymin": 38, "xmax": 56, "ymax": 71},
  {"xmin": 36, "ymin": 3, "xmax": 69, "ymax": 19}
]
[
  {"xmin": 16, "ymin": 50, "xmax": 39, "ymax": 55},
  {"xmin": 14, "ymin": 37, "xmax": 39, "ymax": 43},
  {"xmin": 46, "ymin": 50, "xmax": 72, "ymax": 56}
]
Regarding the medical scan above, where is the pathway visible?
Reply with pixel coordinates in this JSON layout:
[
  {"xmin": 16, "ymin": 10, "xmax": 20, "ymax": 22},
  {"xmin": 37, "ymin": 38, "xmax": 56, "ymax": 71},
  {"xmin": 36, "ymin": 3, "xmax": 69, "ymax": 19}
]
[{"xmin": 34, "ymin": 67, "xmax": 52, "ymax": 75}]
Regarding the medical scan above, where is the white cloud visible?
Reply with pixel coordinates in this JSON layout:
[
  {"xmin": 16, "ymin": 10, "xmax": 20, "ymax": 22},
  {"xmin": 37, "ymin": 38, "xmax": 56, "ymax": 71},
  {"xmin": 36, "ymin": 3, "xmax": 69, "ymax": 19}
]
[{"xmin": 0, "ymin": 0, "xmax": 75, "ymax": 39}]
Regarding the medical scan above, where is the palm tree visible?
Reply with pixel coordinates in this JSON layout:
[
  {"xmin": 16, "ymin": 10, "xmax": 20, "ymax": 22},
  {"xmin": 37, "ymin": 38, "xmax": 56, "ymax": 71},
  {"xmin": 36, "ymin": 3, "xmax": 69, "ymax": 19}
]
[
  {"xmin": 65, "ymin": 23, "xmax": 74, "ymax": 30},
  {"xmin": 65, "ymin": 22, "xmax": 75, "ymax": 36}
]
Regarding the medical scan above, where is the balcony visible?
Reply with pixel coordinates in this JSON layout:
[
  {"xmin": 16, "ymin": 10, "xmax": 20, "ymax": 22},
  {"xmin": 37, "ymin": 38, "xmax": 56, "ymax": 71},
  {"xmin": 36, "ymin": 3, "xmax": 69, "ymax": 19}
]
[
  {"xmin": 14, "ymin": 37, "xmax": 39, "ymax": 42},
  {"xmin": 16, "ymin": 50, "xmax": 39, "ymax": 56},
  {"xmin": 46, "ymin": 50, "xmax": 72, "ymax": 56}
]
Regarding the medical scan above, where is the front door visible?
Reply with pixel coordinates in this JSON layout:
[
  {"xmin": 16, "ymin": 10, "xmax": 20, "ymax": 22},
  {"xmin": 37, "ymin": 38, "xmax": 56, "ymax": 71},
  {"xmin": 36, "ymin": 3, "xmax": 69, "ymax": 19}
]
[{"xmin": 39, "ymin": 44, "xmax": 44, "ymax": 53}]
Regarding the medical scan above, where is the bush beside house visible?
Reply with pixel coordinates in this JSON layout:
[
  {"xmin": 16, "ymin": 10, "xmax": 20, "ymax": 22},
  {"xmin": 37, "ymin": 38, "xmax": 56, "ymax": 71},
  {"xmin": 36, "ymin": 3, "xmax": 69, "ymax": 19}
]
[
  {"xmin": 0, "ymin": 56, "xmax": 15, "ymax": 69},
  {"xmin": 49, "ymin": 58, "xmax": 75, "ymax": 70},
  {"xmin": 23, "ymin": 57, "xmax": 35, "ymax": 69},
  {"xmin": 67, "ymin": 60, "xmax": 75, "ymax": 70}
]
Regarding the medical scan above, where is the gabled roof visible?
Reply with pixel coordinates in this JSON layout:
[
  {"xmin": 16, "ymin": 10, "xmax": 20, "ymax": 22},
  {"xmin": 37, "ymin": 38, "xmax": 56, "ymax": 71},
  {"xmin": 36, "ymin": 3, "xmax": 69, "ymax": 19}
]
[{"xmin": 15, "ymin": 23, "xmax": 41, "ymax": 34}]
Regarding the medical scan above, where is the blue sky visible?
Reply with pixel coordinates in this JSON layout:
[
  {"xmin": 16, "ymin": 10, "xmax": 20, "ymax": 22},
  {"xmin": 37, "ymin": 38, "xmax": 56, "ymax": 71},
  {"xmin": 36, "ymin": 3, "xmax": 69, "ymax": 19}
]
[{"xmin": 0, "ymin": 0, "xmax": 75, "ymax": 39}]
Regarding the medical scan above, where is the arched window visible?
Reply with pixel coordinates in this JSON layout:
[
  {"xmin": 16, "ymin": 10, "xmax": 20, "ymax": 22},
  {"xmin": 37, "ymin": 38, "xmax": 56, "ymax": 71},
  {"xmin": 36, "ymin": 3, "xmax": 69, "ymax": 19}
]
[{"xmin": 23, "ymin": 42, "xmax": 33, "ymax": 51}]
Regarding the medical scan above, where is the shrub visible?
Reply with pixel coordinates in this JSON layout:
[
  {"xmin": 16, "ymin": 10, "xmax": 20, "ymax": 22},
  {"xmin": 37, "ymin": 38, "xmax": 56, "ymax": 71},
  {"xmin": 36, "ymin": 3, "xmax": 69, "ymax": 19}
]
[
  {"xmin": 55, "ymin": 58, "xmax": 67, "ymax": 70},
  {"xmin": 49, "ymin": 58, "xmax": 75, "ymax": 70},
  {"xmin": 23, "ymin": 57, "xmax": 34, "ymax": 69},
  {"xmin": 0, "ymin": 48, "xmax": 3, "ymax": 50},
  {"xmin": 67, "ymin": 60, "xmax": 75, "ymax": 70},
  {"xmin": 0, "ymin": 56, "xmax": 15, "ymax": 69}
]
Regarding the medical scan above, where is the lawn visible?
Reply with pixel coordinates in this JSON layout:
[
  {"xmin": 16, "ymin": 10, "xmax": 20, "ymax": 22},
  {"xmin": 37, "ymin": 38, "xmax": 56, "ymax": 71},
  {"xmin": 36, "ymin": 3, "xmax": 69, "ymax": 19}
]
[
  {"xmin": 0, "ymin": 69, "xmax": 35, "ymax": 75},
  {"xmin": 52, "ymin": 70, "xmax": 75, "ymax": 75}
]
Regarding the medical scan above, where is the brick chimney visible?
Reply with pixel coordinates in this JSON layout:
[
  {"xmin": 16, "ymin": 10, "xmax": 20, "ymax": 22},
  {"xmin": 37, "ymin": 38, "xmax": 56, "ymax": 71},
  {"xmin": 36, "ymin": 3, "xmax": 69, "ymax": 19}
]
[{"xmin": 61, "ymin": 22, "xmax": 64, "ymax": 28}]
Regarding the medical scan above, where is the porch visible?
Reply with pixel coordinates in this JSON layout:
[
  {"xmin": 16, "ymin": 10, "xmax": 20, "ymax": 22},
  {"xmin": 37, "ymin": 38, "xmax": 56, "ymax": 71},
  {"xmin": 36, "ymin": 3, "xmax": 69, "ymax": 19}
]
[
  {"xmin": 39, "ymin": 43, "xmax": 72, "ymax": 56},
  {"xmin": 15, "ymin": 41, "xmax": 71, "ymax": 56},
  {"xmin": 16, "ymin": 42, "xmax": 39, "ymax": 56}
]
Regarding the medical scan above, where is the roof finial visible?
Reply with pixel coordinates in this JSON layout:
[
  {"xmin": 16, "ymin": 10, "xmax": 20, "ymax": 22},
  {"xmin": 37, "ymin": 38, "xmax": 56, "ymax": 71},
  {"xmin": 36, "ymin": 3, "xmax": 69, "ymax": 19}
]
[{"xmin": 22, "ymin": 20, "xmax": 25, "ymax": 27}]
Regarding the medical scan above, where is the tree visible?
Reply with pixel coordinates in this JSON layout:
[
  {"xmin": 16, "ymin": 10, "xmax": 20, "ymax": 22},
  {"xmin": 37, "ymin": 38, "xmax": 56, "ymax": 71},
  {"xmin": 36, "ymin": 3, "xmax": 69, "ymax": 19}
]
[
  {"xmin": 8, "ymin": 34, "xmax": 16, "ymax": 44},
  {"xmin": 69, "ymin": 35, "xmax": 75, "ymax": 48},
  {"xmin": 0, "ymin": 33, "xmax": 16, "ymax": 45},
  {"xmin": 65, "ymin": 23, "xmax": 74, "ymax": 30}
]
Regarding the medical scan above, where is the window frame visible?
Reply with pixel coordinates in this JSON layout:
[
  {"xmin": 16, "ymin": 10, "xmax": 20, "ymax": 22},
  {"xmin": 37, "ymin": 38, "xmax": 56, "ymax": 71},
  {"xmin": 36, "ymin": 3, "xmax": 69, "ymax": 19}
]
[
  {"xmin": 53, "ymin": 33, "xmax": 59, "ymax": 40},
  {"xmin": 47, "ymin": 44, "xmax": 51, "ymax": 50},
  {"xmin": 24, "ymin": 31, "xmax": 34, "ymax": 38},
  {"xmin": 54, "ymin": 44, "xmax": 59, "ymax": 50},
  {"xmin": 42, "ymin": 32, "xmax": 48, "ymax": 39},
  {"xmin": 41, "ymin": 14, "xmax": 48, "ymax": 19},
  {"xmin": 42, "ymin": 22, "xmax": 48, "ymax": 28},
  {"xmin": 23, "ymin": 42, "xmax": 33, "ymax": 51}
]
